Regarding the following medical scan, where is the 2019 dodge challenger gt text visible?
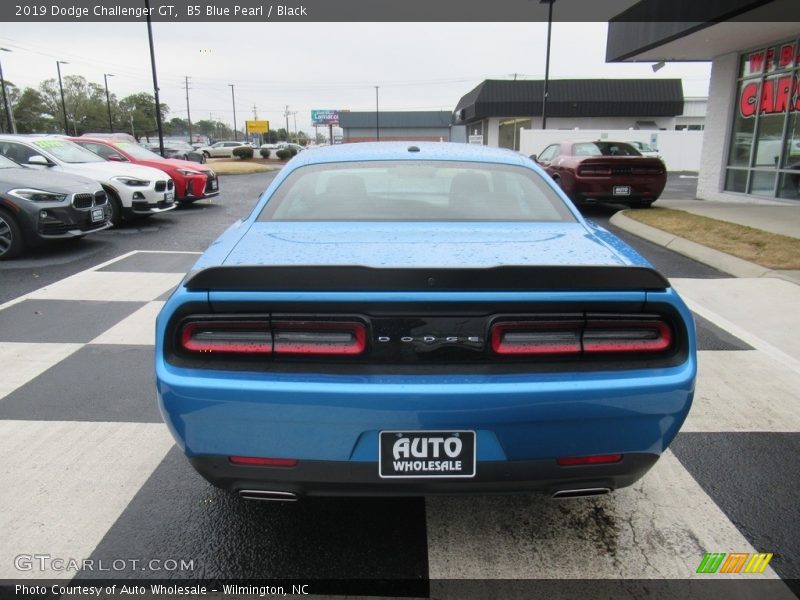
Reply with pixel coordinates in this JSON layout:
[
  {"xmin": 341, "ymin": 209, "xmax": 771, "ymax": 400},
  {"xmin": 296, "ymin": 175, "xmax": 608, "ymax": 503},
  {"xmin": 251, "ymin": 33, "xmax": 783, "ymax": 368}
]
[{"xmin": 155, "ymin": 142, "xmax": 696, "ymax": 501}]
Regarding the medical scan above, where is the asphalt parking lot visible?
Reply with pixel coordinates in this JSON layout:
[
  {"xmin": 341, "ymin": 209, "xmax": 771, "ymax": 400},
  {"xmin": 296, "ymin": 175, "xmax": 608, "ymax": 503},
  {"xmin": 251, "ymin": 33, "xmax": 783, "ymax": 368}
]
[{"xmin": 0, "ymin": 171, "xmax": 798, "ymax": 598}]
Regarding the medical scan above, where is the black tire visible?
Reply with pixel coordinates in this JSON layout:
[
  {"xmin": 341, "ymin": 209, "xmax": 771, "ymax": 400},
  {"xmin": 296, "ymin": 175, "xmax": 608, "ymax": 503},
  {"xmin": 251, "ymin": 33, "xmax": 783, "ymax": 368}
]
[
  {"xmin": 631, "ymin": 200, "xmax": 654, "ymax": 209},
  {"xmin": 0, "ymin": 208, "xmax": 24, "ymax": 260},
  {"xmin": 203, "ymin": 151, "xmax": 210, "ymax": 159},
  {"xmin": 200, "ymin": 154, "xmax": 207, "ymax": 164},
  {"xmin": 104, "ymin": 188, "xmax": 124, "ymax": 227}
]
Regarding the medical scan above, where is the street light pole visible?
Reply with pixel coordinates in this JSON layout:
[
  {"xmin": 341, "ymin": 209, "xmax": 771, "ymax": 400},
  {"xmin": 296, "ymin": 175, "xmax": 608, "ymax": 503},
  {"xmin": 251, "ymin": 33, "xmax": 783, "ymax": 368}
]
[
  {"xmin": 56, "ymin": 60, "xmax": 69, "ymax": 135},
  {"xmin": 103, "ymin": 73, "xmax": 114, "ymax": 132},
  {"xmin": 0, "ymin": 48, "xmax": 13, "ymax": 133},
  {"xmin": 144, "ymin": 0, "xmax": 165, "ymax": 154},
  {"xmin": 540, "ymin": 0, "xmax": 555, "ymax": 130},
  {"xmin": 375, "ymin": 86, "xmax": 380, "ymax": 142},
  {"xmin": 228, "ymin": 84, "xmax": 237, "ymax": 141}
]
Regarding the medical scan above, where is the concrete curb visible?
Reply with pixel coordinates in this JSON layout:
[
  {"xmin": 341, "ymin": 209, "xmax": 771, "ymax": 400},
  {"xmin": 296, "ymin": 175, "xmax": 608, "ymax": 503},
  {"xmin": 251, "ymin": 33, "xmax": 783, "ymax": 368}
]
[{"xmin": 609, "ymin": 211, "xmax": 800, "ymax": 285}]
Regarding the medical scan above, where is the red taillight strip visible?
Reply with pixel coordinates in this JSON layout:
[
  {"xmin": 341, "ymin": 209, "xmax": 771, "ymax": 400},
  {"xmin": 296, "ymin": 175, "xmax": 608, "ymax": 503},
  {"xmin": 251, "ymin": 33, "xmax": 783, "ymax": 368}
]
[
  {"xmin": 557, "ymin": 454, "xmax": 623, "ymax": 466},
  {"xmin": 181, "ymin": 321, "xmax": 272, "ymax": 354},
  {"xmin": 229, "ymin": 456, "xmax": 298, "ymax": 467},
  {"xmin": 490, "ymin": 318, "xmax": 673, "ymax": 356},
  {"xmin": 582, "ymin": 319, "xmax": 672, "ymax": 353},
  {"xmin": 491, "ymin": 321, "xmax": 581, "ymax": 355},
  {"xmin": 180, "ymin": 319, "xmax": 367, "ymax": 356},
  {"xmin": 272, "ymin": 321, "xmax": 366, "ymax": 355}
]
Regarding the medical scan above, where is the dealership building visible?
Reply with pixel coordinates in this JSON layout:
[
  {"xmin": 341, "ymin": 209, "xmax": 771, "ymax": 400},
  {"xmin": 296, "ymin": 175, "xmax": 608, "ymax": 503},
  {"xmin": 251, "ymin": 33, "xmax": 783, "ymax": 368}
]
[
  {"xmin": 339, "ymin": 111, "xmax": 455, "ymax": 143},
  {"xmin": 452, "ymin": 78, "xmax": 687, "ymax": 151},
  {"xmin": 607, "ymin": 0, "xmax": 800, "ymax": 203}
]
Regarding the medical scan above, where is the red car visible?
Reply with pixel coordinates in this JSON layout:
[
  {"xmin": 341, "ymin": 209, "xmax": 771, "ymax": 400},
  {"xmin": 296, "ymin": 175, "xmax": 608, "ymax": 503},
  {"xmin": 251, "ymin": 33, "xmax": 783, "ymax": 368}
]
[
  {"xmin": 70, "ymin": 138, "xmax": 219, "ymax": 204},
  {"xmin": 531, "ymin": 141, "xmax": 666, "ymax": 208}
]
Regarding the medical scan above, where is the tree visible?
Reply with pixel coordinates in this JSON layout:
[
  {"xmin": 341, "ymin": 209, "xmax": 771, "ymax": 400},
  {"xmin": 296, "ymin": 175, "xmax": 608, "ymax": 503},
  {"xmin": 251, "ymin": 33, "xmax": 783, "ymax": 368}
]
[
  {"xmin": 117, "ymin": 92, "xmax": 168, "ymax": 141},
  {"xmin": 166, "ymin": 117, "xmax": 189, "ymax": 137},
  {"xmin": 13, "ymin": 87, "xmax": 57, "ymax": 133},
  {"xmin": 38, "ymin": 75, "xmax": 111, "ymax": 135},
  {"xmin": 0, "ymin": 80, "xmax": 18, "ymax": 133}
]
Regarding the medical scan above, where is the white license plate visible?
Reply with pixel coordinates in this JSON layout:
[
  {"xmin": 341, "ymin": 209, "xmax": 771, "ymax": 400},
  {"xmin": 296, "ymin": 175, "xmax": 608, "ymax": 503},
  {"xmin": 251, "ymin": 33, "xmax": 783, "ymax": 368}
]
[
  {"xmin": 210, "ymin": 180, "xmax": 218, "ymax": 190},
  {"xmin": 165, "ymin": 192, "xmax": 175, "ymax": 202},
  {"xmin": 613, "ymin": 186, "xmax": 631, "ymax": 196},
  {"xmin": 379, "ymin": 430, "xmax": 476, "ymax": 479},
  {"xmin": 91, "ymin": 208, "xmax": 104, "ymax": 222}
]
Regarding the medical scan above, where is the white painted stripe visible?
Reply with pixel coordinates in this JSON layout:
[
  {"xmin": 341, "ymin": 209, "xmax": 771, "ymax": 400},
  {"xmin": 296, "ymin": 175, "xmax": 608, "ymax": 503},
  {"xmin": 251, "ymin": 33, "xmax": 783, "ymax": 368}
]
[
  {"xmin": 0, "ymin": 343, "xmax": 83, "ymax": 401},
  {"xmin": 0, "ymin": 421, "xmax": 175, "ymax": 579},
  {"xmin": 671, "ymin": 278, "xmax": 800, "ymax": 376},
  {"xmin": 89, "ymin": 301, "xmax": 165, "ymax": 346},
  {"xmin": 426, "ymin": 451, "xmax": 780, "ymax": 579},
  {"xmin": 27, "ymin": 271, "xmax": 183, "ymax": 302},
  {"xmin": 683, "ymin": 351, "xmax": 800, "ymax": 432},
  {"xmin": 0, "ymin": 251, "xmax": 200, "ymax": 312}
]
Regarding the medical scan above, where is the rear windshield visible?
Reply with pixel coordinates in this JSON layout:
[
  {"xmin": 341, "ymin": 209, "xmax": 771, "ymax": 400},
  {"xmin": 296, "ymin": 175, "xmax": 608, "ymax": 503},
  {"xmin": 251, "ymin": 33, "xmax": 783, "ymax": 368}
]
[
  {"xmin": 258, "ymin": 160, "xmax": 576, "ymax": 222},
  {"xmin": 573, "ymin": 142, "xmax": 642, "ymax": 157}
]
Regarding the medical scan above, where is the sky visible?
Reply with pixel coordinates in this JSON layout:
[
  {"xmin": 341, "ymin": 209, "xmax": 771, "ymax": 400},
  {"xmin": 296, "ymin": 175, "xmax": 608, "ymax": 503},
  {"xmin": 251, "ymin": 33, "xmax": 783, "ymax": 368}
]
[{"xmin": 0, "ymin": 21, "xmax": 712, "ymax": 135}]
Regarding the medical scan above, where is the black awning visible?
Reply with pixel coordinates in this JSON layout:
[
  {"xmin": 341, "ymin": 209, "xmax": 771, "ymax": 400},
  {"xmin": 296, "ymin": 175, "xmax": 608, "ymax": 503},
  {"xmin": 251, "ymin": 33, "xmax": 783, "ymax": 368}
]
[{"xmin": 453, "ymin": 79, "xmax": 684, "ymax": 123}]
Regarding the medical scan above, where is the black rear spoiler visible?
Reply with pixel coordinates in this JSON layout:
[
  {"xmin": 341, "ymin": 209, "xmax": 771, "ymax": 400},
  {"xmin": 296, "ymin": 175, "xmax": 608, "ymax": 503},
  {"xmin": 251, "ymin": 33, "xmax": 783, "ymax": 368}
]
[{"xmin": 184, "ymin": 265, "xmax": 669, "ymax": 292}]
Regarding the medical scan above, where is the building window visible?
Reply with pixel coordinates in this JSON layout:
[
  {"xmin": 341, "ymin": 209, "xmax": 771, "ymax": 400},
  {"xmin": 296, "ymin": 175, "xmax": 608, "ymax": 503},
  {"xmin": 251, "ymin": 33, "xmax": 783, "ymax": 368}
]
[
  {"xmin": 499, "ymin": 118, "xmax": 532, "ymax": 151},
  {"xmin": 725, "ymin": 39, "xmax": 800, "ymax": 199}
]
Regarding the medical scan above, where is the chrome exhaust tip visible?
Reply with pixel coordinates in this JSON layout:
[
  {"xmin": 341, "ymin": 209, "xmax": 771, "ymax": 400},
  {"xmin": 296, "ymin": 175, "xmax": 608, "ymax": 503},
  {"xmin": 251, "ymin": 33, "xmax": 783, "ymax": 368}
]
[
  {"xmin": 551, "ymin": 487, "xmax": 611, "ymax": 499},
  {"xmin": 238, "ymin": 489, "xmax": 298, "ymax": 502}
]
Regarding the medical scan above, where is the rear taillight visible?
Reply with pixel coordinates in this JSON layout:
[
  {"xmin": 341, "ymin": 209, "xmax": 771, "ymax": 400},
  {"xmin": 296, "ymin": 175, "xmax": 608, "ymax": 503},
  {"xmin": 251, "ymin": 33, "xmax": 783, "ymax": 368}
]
[
  {"xmin": 583, "ymin": 319, "xmax": 672, "ymax": 353},
  {"xmin": 557, "ymin": 454, "xmax": 623, "ymax": 466},
  {"xmin": 491, "ymin": 320, "xmax": 581, "ymax": 355},
  {"xmin": 181, "ymin": 321, "xmax": 272, "ymax": 354},
  {"xmin": 229, "ymin": 456, "xmax": 298, "ymax": 467},
  {"xmin": 578, "ymin": 166, "xmax": 612, "ymax": 176},
  {"xmin": 490, "ymin": 317, "xmax": 673, "ymax": 357},
  {"xmin": 179, "ymin": 319, "xmax": 366, "ymax": 356},
  {"xmin": 272, "ymin": 321, "xmax": 366, "ymax": 355}
]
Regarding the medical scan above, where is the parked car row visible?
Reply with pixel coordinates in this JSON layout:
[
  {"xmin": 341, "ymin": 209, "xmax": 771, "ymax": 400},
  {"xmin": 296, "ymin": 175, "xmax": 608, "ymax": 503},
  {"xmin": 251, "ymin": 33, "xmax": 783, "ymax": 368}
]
[
  {"xmin": 0, "ymin": 135, "xmax": 221, "ymax": 259},
  {"xmin": 530, "ymin": 141, "xmax": 667, "ymax": 209}
]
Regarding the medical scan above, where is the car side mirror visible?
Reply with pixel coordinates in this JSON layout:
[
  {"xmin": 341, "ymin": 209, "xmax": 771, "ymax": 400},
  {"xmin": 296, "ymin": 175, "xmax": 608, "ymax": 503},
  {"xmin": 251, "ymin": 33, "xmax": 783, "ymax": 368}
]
[
  {"xmin": 529, "ymin": 154, "xmax": 538, "ymax": 162},
  {"xmin": 108, "ymin": 155, "xmax": 124, "ymax": 162},
  {"xmin": 28, "ymin": 155, "xmax": 51, "ymax": 166}
]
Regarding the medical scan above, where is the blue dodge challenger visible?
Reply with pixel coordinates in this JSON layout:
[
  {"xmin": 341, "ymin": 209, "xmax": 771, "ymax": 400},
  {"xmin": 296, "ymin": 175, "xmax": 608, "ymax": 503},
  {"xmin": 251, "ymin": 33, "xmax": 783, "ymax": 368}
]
[{"xmin": 155, "ymin": 142, "xmax": 696, "ymax": 501}]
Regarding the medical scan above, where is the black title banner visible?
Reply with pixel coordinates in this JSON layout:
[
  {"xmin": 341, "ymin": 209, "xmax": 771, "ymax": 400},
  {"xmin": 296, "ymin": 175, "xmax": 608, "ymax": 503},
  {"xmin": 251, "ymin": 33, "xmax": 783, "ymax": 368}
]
[{"xmin": 2, "ymin": 0, "xmax": 799, "ymax": 23}]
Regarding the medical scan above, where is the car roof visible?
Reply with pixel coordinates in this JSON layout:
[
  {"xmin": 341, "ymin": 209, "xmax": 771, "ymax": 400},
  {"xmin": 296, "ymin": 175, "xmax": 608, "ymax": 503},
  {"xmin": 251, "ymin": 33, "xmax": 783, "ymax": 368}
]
[{"xmin": 287, "ymin": 141, "xmax": 528, "ymax": 168}]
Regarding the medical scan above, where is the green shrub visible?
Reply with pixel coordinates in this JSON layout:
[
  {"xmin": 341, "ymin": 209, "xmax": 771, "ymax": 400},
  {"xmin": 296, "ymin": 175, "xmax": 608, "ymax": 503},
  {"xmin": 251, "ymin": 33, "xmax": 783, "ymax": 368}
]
[
  {"xmin": 232, "ymin": 146, "xmax": 254, "ymax": 160},
  {"xmin": 276, "ymin": 148, "xmax": 291, "ymax": 160},
  {"xmin": 288, "ymin": 147, "xmax": 298, "ymax": 157},
  {"xmin": 259, "ymin": 148, "xmax": 271, "ymax": 159}
]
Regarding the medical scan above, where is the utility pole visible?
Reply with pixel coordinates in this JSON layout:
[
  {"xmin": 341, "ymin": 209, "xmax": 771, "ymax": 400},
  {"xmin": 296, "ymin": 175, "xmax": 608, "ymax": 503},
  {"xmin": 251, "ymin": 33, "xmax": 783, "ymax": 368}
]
[
  {"xmin": 56, "ymin": 60, "xmax": 69, "ymax": 135},
  {"xmin": 284, "ymin": 105, "xmax": 290, "ymax": 143},
  {"xmin": 103, "ymin": 73, "xmax": 114, "ymax": 132},
  {"xmin": 252, "ymin": 104, "xmax": 257, "ymax": 119},
  {"xmin": 375, "ymin": 85, "xmax": 380, "ymax": 142},
  {"xmin": 228, "ymin": 84, "xmax": 237, "ymax": 141},
  {"xmin": 0, "ymin": 48, "xmax": 14, "ymax": 133},
  {"xmin": 184, "ymin": 76, "xmax": 193, "ymax": 143},
  {"xmin": 292, "ymin": 111, "xmax": 297, "ymax": 144},
  {"xmin": 540, "ymin": 0, "xmax": 555, "ymax": 130}
]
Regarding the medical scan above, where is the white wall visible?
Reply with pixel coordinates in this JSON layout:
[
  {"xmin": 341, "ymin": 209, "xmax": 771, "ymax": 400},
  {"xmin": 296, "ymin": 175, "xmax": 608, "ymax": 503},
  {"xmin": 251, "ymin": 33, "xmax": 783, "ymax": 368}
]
[
  {"xmin": 519, "ymin": 128, "xmax": 705, "ymax": 171},
  {"xmin": 696, "ymin": 52, "xmax": 748, "ymax": 202}
]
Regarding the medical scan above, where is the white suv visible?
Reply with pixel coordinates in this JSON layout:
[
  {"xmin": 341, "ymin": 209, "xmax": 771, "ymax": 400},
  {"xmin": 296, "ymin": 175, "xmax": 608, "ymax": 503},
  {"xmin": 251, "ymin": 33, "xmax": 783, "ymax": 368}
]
[
  {"xmin": 198, "ymin": 141, "xmax": 247, "ymax": 158},
  {"xmin": 0, "ymin": 136, "xmax": 176, "ymax": 225}
]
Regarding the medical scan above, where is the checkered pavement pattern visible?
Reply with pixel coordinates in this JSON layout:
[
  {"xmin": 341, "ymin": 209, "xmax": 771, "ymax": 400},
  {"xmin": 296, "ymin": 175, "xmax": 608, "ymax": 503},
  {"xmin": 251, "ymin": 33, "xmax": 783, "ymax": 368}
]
[{"xmin": 0, "ymin": 251, "xmax": 798, "ymax": 594}]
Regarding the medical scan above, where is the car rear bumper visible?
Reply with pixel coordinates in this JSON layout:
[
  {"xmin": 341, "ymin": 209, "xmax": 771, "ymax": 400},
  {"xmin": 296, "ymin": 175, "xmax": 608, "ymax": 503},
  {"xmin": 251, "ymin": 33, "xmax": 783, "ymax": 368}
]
[
  {"xmin": 189, "ymin": 453, "xmax": 660, "ymax": 497},
  {"xmin": 571, "ymin": 177, "xmax": 666, "ymax": 202},
  {"xmin": 156, "ymin": 361, "xmax": 695, "ymax": 495}
]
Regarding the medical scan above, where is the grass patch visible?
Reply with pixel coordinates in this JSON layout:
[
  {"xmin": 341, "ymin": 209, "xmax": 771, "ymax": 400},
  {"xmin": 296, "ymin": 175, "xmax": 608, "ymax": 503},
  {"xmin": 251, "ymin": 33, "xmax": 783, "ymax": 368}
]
[
  {"xmin": 207, "ymin": 160, "xmax": 279, "ymax": 175},
  {"xmin": 624, "ymin": 207, "xmax": 800, "ymax": 270}
]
